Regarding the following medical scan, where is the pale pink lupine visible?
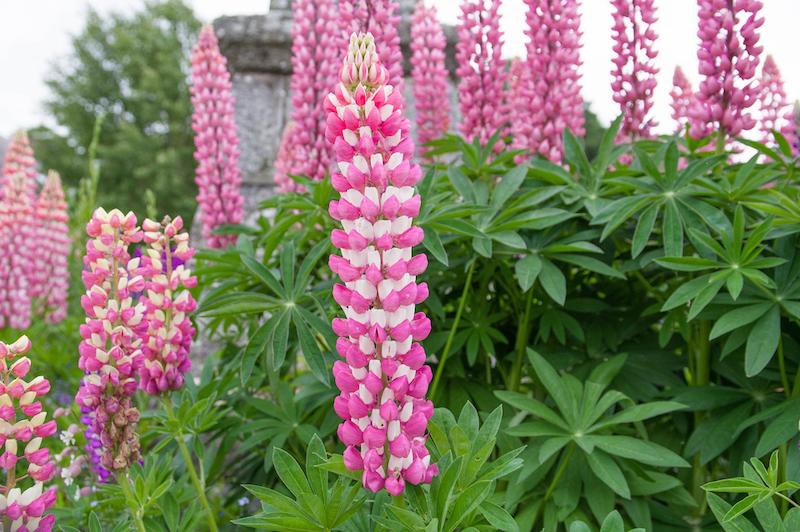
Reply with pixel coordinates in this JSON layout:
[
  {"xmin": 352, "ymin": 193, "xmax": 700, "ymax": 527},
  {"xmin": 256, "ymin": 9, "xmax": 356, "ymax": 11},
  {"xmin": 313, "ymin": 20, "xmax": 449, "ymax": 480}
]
[
  {"xmin": 757, "ymin": 55, "xmax": 796, "ymax": 150},
  {"xmin": 274, "ymin": 122, "xmax": 301, "ymax": 193},
  {"xmin": 610, "ymin": 0, "xmax": 659, "ymax": 141},
  {"xmin": 138, "ymin": 216, "xmax": 197, "ymax": 395},
  {"xmin": 31, "ymin": 171, "xmax": 70, "ymax": 324},
  {"xmin": 190, "ymin": 25, "xmax": 244, "ymax": 249},
  {"xmin": 0, "ymin": 335, "xmax": 58, "ymax": 532},
  {"xmin": 457, "ymin": 0, "xmax": 508, "ymax": 148},
  {"xmin": 689, "ymin": 0, "xmax": 764, "ymax": 141},
  {"xmin": 512, "ymin": 0, "xmax": 585, "ymax": 162},
  {"xmin": 75, "ymin": 208, "xmax": 144, "ymax": 472},
  {"xmin": 411, "ymin": 3, "xmax": 450, "ymax": 152},
  {"xmin": 1, "ymin": 131, "xmax": 37, "ymax": 200},
  {"xmin": 670, "ymin": 66, "xmax": 694, "ymax": 133},
  {"xmin": 340, "ymin": 1, "xmax": 404, "ymax": 93},
  {"xmin": 326, "ymin": 33, "xmax": 438, "ymax": 496},
  {"xmin": 0, "ymin": 169, "xmax": 35, "ymax": 330}
]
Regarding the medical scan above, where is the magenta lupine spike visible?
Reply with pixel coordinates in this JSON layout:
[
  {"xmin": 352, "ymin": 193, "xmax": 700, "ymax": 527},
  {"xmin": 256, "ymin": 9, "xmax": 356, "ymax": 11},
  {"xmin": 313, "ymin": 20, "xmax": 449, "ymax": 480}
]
[
  {"xmin": 326, "ymin": 32, "xmax": 438, "ymax": 496},
  {"xmin": 0, "ymin": 169, "xmax": 34, "ymax": 330},
  {"xmin": 340, "ymin": 1, "xmax": 404, "ymax": 93},
  {"xmin": 31, "ymin": 171, "xmax": 70, "ymax": 324},
  {"xmin": 610, "ymin": 0, "xmax": 659, "ymax": 141},
  {"xmin": 0, "ymin": 335, "xmax": 58, "ymax": 532},
  {"xmin": 75, "ymin": 208, "xmax": 144, "ymax": 474},
  {"xmin": 411, "ymin": 3, "xmax": 450, "ymax": 153},
  {"xmin": 757, "ymin": 55, "xmax": 796, "ymax": 150},
  {"xmin": 457, "ymin": 0, "xmax": 508, "ymax": 149},
  {"xmin": 670, "ymin": 66, "xmax": 694, "ymax": 133},
  {"xmin": 190, "ymin": 25, "xmax": 244, "ymax": 249},
  {"xmin": 138, "ymin": 216, "xmax": 197, "ymax": 395},
  {"xmin": 283, "ymin": 0, "xmax": 342, "ymax": 189},
  {"xmin": 1, "ymin": 131, "xmax": 37, "ymax": 200},
  {"xmin": 689, "ymin": 0, "xmax": 764, "ymax": 141},
  {"xmin": 512, "ymin": 0, "xmax": 585, "ymax": 162}
]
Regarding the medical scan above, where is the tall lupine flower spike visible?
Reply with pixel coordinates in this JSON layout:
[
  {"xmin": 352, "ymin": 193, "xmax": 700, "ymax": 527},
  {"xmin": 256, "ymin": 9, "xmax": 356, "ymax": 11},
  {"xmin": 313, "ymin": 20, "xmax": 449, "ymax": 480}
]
[
  {"xmin": 326, "ymin": 32, "xmax": 438, "ymax": 496},
  {"xmin": 31, "ymin": 171, "xmax": 70, "ymax": 324},
  {"xmin": 689, "ymin": 0, "xmax": 764, "ymax": 142},
  {"xmin": 0, "ymin": 336, "xmax": 57, "ymax": 532},
  {"xmin": 670, "ymin": 66, "xmax": 694, "ymax": 133},
  {"xmin": 457, "ymin": 0, "xmax": 508, "ymax": 149},
  {"xmin": 283, "ymin": 0, "xmax": 342, "ymax": 190},
  {"xmin": 411, "ymin": 3, "xmax": 450, "ymax": 154},
  {"xmin": 756, "ymin": 55, "xmax": 796, "ymax": 151},
  {"xmin": 274, "ymin": 123, "xmax": 301, "ymax": 194},
  {"xmin": 1, "ymin": 131, "xmax": 37, "ymax": 200},
  {"xmin": 610, "ymin": 0, "xmax": 659, "ymax": 141},
  {"xmin": 340, "ymin": 1, "xmax": 404, "ymax": 93},
  {"xmin": 75, "ymin": 208, "xmax": 145, "ymax": 475},
  {"xmin": 0, "ymin": 169, "xmax": 35, "ymax": 330},
  {"xmin": 190, "ymin": 25, "xmax": 244, "ymax": 248},
  {"xmin": 139, "ymin": 216, "xmax": 197, "ymax": 395},
  {"xmin": 512, "ymin": 0, "xmax": 585, "ymax": 162}
]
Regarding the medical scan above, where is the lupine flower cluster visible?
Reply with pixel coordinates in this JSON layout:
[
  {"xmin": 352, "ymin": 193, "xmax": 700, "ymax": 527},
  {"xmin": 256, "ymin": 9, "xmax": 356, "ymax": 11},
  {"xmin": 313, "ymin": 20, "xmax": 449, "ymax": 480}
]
[
  {"xmin": 757, "ymin": 55, "xmax": 796, "ymax": 150},
  {"xmin": 190, "ymin": 25, "xmax": 244, "ymax": 249},
  {"xmin": 75, "ymin": 209, "xmax": 145, "ymax": 475},
  {"xmin": 0, "ymin": 336, "xmax": 57, "ymax": 532},
  {"xmin": 456, "ymin": 0, "xmax": 508, "ymax": 149},
  {"xmin": 0, "ymin": 131, "xmax": 37, "ymax": 200},
  {"xmin": 31, "ymin": 171, "xmax": 70, "ymax": 324},
  {"xmin": 512, "ymin": 0, "xmax": 584, "ymax": 162},
  {"xmin": 410, "ymin": 3, "xmax": 450, "ymax": 153},
  {"xmin": 689, "ymin": 0, "xmax": 764, "ymax": 140},
  {"xmin": 670, "ymin": 66, "xmax": 694, "ymax": 133},
  {"xmin": 610, "ymin": 0, "xmax": 659, "ymax": 141},
  {"xmin": 326, "ymin": 32, "xmax": 438, "ymax": 496},
  {"xmin": 138, "ymin": 216, "xmax": 197, "ymax": 395}
]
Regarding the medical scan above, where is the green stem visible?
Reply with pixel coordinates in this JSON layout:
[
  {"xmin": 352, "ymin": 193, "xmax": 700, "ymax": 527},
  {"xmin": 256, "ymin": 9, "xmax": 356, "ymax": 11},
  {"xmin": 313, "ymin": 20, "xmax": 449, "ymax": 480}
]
[
  {"xmin": 780, "ymin": 444, "xmax": 789, "ymax": 516},
  {"xmin": 510, "ymin": 289, "xmax": 534, "ymax": 392},
  {"xmin": 544, "ymin": 444, "xmax": 575, "ymax": 501},
  {"xmin": 163, "ymin": 400, "xmax": 219, "ymax": 532},
  {"xmin": 429, "ymin": 261, "xmax": 476, "ymax": 400},
  {"xmin": 691, "ymin": 320, "xmax": 711, "ymax": 514},
  {"xmin": 778, "ymin": 337, "xmax": 790, "ymax": 397},
  {"xmin": 777, "ymin": 492, "xmax": 800, "ymax": 510},
  {"xmin": 118, "ymin": 470, "xmax": 147, "ymax": 532}
]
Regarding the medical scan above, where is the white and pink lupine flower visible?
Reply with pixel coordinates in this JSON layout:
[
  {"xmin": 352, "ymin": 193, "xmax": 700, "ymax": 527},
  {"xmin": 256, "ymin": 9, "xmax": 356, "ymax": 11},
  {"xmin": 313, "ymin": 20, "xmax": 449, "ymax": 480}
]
[
  {"xmin": 0, "ymin": 168, "xmax": 35, "ymax": 330},
  {"xmin": 610, "ymin": 0, "xmax": 659, "ymax": 141},
  {"xmin": 689, "ymin": 0, "xmax": 764, "ymax": 141},
  {"xmin": 757, "ymin": 55, "xmax": 796, "ymax": 151},
  {"xmin": 138, "ymin": 216, "xmax": 197, "ymax": 395},
  {"xmin": 411, "ymin": 2, "xmax": 450, "ymax": 153},
  {"xmin": 670, "ymin": 66, "xmax": 694, "ymax": 133},
  {"xmin": 31, "ymin": 171, "xmax": 70, "ymax": 324},
  {"xmin": 75, "ymin": 208, "xmax": 144, "ymax": 473},
  {"xmin": 326, "ymin": 32, "xmax": 438, "ymax": 496},
  {"xmin": 512, "ymin": 0, "xmax": 585, "ymax": 162},
  {"xmin": 0, "ymin": 131, "xmax": 37, "ymax": 200},
  {"xmin": 190, "ymin": 25, "xmax": 244, "ymax": 248},
  {"xmin": 0, "ymin": 335, "xmax": 58, "ymax": 532},
  {"xmin": 456, "ymin": 0, "xmax": 508, "ymax": 149}
]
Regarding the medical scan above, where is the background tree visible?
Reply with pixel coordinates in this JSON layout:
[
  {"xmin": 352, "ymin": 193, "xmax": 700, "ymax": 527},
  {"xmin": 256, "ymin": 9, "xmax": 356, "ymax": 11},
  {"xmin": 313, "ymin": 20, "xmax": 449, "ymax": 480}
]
[{"xmin": 31, "ymin": 0, "xmax": 200, "ymax": 222}]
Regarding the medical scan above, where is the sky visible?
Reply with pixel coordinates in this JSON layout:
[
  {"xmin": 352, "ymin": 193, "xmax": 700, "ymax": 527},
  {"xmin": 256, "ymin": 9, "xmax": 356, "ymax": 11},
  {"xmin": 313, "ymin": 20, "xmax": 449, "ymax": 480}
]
[{"xmin": 0, "ymin": 0, "xmax": 798, "ymax": 138}]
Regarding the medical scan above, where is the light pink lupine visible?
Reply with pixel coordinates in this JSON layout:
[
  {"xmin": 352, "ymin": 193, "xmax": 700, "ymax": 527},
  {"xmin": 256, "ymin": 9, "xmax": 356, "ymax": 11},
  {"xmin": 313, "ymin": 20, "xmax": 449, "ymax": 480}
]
[
  {"xmin": 31, "ymin": 171, "xmax": 69, "ymax": 324},
  {"xmin": 340, "ymin": 1, "xmax": 404, "ymax": 93},
  {"xmin": 411, "ymin": 3, "xmax": 450, "ymax": 152},
  {"xmin": 138, "ymin": 216, "xmax": 197, "ymax": 395},
  {"xmin": 190, "ymin": 25, "xmax": 244, "ymax": 249},
  {"xmin": 75, "ymin": 208, "xmax": 144, "ymax": 473},
  {"xmin": 512, "ymin": 0, "xmax": 585, "ymax": 162},
  {"xmin": 689, "ymin": 0, "xmax": 764, "ymax": 141},
  {"xmin": 326, "ymin": 33, "xmax": 438, "ymax": 496},
  {"xmin": 610, "ymin": 0, "xmax": 659, "ymax": 141},
  {"xmin": 757, "ymin": 55, "xmax": 796, "ymax": 150},
  {"xmin": 274, "ymin": 122, "xmax": 301, "ymax": 193},
  {"xmin": 0, "ymin": 335, "xmax": 58, "ymax": 532},
  {"xmin": 0, "ymin": 169, "xmax": 35, "ymax": 330},
  {"xmin": 670, "ymin": 66, "xmax": 694, "ymax": 133},
  {"xmin": 457, "ymin": 0, "xmax": 508, "ymax": 149},
  {"xmin": 1, "ymin": 131, "xmax": 37, "ymax": 200}
]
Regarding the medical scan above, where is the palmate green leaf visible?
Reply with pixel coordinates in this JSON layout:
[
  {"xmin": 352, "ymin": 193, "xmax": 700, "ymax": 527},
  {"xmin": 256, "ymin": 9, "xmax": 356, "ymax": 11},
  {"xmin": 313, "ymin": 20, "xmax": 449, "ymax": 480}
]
[
  {"xmin": 662, "ymin": 274, "xmax": 714, "ymax": 311},
  {"xmin": 703, "ymin": 478, "xmax": 767, "ymax": 493},
  {"xmin": 241, "ymin": 255, "xmax": 285, "ymax": 297},
  {"xmin": 586, "ymin": 449, "xmax": 630, "ymax": 498},
  {"xmin": 515, "ymin": 254, "xmax": 543, "ymax": 292},
  {"xmin": 526, "ymin": 350, "xmax": 574, "ymax": 425},
  {"xmin": 590, "ymin": 401, "xmax": 685, "ymax": 431},
  {"xmin": 745, "ymin": 306, "xmax": 781, "ymax": 377},
  {"xmin": 491, "ymin": 164, "xmax": 528, "ymax": 209},
  {"xmin": 587, "ymin": 435, "xmax": 690, "ymax": 468},
  {"xmin": 200, "ymin": 292, "xmax": 277, "ymax": 317},
  {"xmin": 242, "ymin": 319, "xmax": 275, "ymax": 385},
  {"xmin": 479, "ymin": 501, "xmax": 519, "ymax": 532},
  {"xmin": 268, "ymin": 310, "xmax": 291, "ymax": 372},
  {"xmin": 706, "ymin": 492, "xmax": 760, "ymax": 532},
  {"xmin": 656, "ymin": 256, "xmax": 722, "ymax": 272},
  {"xmin": 724, "ymin": 494, "xmax": 762, "ymax": 522},
  {"xmin": 422, "ymin": 226, "xmax": 449, "ymax": 266},
  {"xmin": 688, "ymin": 279, "xmax": 725, "ymax": 320},
  {"xmin": 555, "ymin": 253, "xmax": 624, "ymax": 279},
  {"xmin": 272, "ymin": 448, "xmax": 311, "ymax": 499},
  {"xmin": 539, "ymin": 258, "xmax": 567, "ymax": 305},
  {"xmin": 447, "ymin": 166, "xmax": 476, "ymax": 203},
  {"xmin": 663, "ymin": 200, "xmax": 684, "ymax": 256},
  {"xmin": 295, "ymin": 315, "xmax": 329, "ymax": 385},
  {"xmin": 754, "ymin": 404, "xmax": 800, "ymax": 456},
  {"xmin": 631, "ymin": 203, "xmax": 659, "ymax": 258},
  {"xmin": 495, "ymin": 390, "xmax": 569, "ymax": 429},
  {"xmin": 709, "ymin": 303, "xmax": 773, "ymax": 340}
]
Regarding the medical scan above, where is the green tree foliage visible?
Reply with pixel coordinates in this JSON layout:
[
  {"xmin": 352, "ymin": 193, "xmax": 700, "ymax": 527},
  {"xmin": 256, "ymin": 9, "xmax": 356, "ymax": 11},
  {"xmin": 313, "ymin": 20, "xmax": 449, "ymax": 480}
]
[{"xmin": 31, "ymin": 0, "xmax": 200, "ymax": 222}]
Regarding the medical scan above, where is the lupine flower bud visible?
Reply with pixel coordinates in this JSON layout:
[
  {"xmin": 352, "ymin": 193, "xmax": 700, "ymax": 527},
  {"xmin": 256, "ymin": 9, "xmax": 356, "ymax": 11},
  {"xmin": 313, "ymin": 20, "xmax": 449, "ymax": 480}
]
[
  {"xmin": 456, "ymin": 0, "xmax": 508, "ymax": 149},
  {"xmin": 610, "ymin": 0, "xmax": 659, "ymax": 141},
  {"xmin": 0, "ymin": 336, "xmax": 57, "ymax": 531},
  {"xmin": 190, "ymin": 25, "xmax": 244, "ymax": 248},
  {"xmin": 75, "ymin": 208, "xmax": 144, "ymax": 475},
  {"xmin": 511, "ymin": 0, "xmax": 585, "ymax": 162},
  {"xmin": 689, "ymin": 0, "xmax": 764, "ymax": 141},
  {"xmin": 670, "ymin": 66, "xmax": 694, "ymax": 133},
  {"xmin": 138, "ymin": 216, "xmax": 197, "ymax": 395},
  {"xmin": 326, "ymin": 32, "xmax": 438, "ymax": 496},
  {"xmin": 340, "ymin": 1, "xmax": 404, "ymax": 93},
  {"xmin": 31, "ymin": 171, "xmax": 70, "ymax": 324},
  {"xmin": 411, "ymin": 3, "xmax": 450, "ymax": 155},
  {"xmin": 756, "ymin": 55, "xmax": 796, "ymax": 152}
]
